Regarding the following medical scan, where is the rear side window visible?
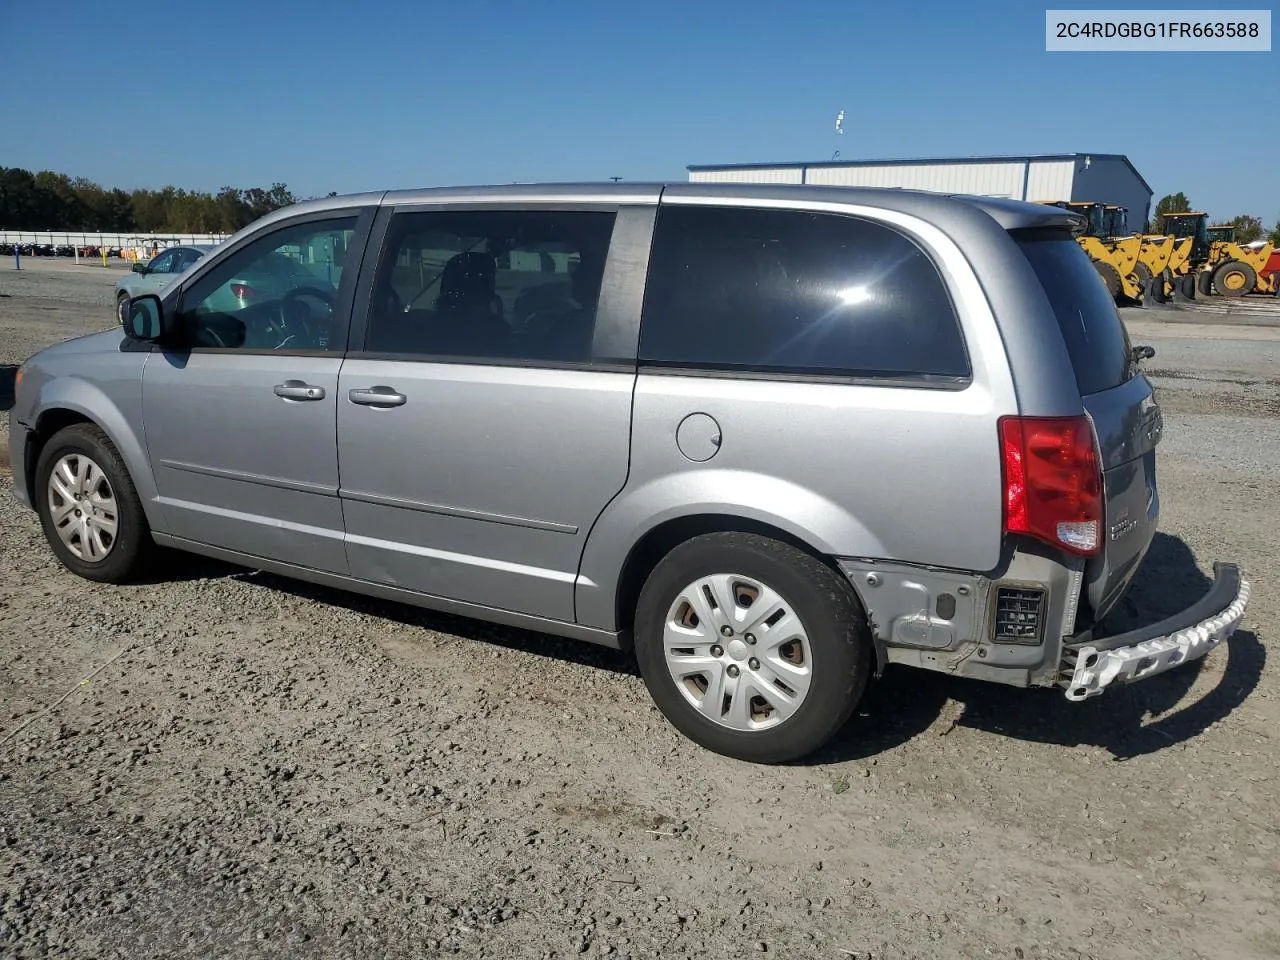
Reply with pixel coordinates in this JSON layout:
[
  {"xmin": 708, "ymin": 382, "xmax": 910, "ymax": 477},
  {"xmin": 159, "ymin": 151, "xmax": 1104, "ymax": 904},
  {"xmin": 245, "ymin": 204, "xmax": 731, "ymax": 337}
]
[
  {"xmin": 638, "ymin": 205, "xmax": 969, "ymax": 381},
  {"xmin": 364, "ymin": 209, "xmax": 615, "ymax": 363},
  {"xmin": 1017, "ymin": 234, "xmax": 1132, "ymax": 396}
]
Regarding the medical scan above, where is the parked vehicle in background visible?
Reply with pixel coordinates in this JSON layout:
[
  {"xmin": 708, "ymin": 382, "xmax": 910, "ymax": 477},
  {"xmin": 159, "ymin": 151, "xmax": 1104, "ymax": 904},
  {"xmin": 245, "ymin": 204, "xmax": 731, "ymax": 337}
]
[
  {"xmin": 8, "ymin": 182, "xmax": 1251, "ymax": 763},
  {"xmin": 113, "ymin": 244, "xmax": 213, "ymax": 322}
]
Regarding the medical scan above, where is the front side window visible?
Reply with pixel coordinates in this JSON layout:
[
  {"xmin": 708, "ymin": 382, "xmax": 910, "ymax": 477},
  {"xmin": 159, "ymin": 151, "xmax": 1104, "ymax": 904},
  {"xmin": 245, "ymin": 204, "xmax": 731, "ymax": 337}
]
[
  {"xmin": 177, "ymin": 217, "xmax": 358, "ymax": 352},
  {"xmin": 365, "ymin": 209, "xmax": 616, "ymax": 363},
  {"xmin": 639, "ymin": 206, "xmax": 970, "ymax": 381},
  {"xmin": 147, "ymin": 250, "xmax": 179, "ymax": 274}
]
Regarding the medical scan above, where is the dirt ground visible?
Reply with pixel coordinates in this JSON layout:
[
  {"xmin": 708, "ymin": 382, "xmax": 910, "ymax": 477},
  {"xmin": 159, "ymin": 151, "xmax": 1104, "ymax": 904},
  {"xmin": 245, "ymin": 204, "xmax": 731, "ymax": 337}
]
[{"xmin": 2, "ymin": 259, "xmax": 1278, "ymax": 960}]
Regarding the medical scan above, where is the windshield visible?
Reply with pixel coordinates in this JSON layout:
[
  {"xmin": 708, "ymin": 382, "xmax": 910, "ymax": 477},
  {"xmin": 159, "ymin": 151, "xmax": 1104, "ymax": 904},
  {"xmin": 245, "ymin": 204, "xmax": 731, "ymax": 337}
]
[
  {"xmin": 1084, "ymin": 205, "xmax": 1105, "ymax": 237},
  {"xmin": 1017, "ymin": 232, "xmax": 1133, "ymax": 396},
  {"xmin": 1162, "ymin": 215, "xmax": 1206, "ymax": 243}
]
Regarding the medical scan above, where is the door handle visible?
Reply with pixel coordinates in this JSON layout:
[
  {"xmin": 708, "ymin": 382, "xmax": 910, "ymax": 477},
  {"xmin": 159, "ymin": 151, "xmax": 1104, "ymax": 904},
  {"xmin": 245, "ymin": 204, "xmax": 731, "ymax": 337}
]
[
  {"xmin": 349, "ymin": 386, "xmax": 407, "ymax": 407},
  {"xmin": 274, "ymin": 380, "xmax": 326, "ymax": 401}
]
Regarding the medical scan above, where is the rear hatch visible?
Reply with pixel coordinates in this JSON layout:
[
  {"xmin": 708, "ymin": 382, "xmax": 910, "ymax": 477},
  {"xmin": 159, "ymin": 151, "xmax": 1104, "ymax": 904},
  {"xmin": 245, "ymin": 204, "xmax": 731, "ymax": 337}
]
[{"xmin": 1016, "ymin": 232, "xmax": 1162, "ymax": 624}]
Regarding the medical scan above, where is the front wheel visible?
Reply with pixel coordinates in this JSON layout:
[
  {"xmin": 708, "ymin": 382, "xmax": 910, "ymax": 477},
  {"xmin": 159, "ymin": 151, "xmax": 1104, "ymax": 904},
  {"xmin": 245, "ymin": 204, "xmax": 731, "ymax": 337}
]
[
  {"xmin": 633, "ymin": 532, "xmax": 873, "ymax": 763},
  {"xmin": 1133, "ymin": 260, "xmax": 1153, "ymax": 302},
  {"xmin": 1093, "ymin": 261, "xmax": 1122, "ymax": 300},
  {"xmin": 34, "ymin": 423, "xmax": 154, "ymax": 583}
]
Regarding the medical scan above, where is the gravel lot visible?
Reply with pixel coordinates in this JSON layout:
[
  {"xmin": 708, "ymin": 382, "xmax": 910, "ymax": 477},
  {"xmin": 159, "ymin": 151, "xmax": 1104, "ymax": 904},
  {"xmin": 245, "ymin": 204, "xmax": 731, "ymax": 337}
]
[{"xmin": 2, "ymin": 259, "xmax": 1278, "ymax": 960}]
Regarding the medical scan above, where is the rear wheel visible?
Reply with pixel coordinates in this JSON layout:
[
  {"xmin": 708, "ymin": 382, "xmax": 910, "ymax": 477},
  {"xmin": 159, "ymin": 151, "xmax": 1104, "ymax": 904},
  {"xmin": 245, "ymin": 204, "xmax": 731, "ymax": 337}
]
[
  {"xmin": 116, "ymin": 291, "xmax": 129, "ymax": 325},
  {"xmin": 1179, "ymin": 274, "xmax": 1198, "ymax": 300},
  {"xmin": 633, "ymin": 532, "xmax": 873, "ymax": 764},
  {"xmin": 1093, "ymin": 261, "xmax": 1121, "ymax": 299},
  {"xmin": 1197, "ymin": 269, "xmax": 1214, "ymax": 297},
  {"xmin": 34, "ymin": 423, "xmax": 153, "ymax": 583},
  {"xmin": 1212, "ymin": 260, "xmax": 1257, "ymax": 297}
]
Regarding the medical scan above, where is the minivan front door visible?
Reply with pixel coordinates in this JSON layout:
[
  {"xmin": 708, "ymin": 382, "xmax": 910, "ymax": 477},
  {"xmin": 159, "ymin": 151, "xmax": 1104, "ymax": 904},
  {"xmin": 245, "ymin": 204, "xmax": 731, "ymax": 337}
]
[
  {"xmin": 142, "ymin": 213, "xmax": 367, "ymax": 574},
  {"xmin": 336, "ymin": 206, "xmax": 638, "ymax": 622}
]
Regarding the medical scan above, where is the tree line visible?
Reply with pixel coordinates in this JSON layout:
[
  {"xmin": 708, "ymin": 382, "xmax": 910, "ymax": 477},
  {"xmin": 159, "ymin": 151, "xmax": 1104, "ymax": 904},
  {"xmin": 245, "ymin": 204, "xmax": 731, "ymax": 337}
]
[
  {"xmin": 0, "ymin": 166, "xmax": 330, "ymax": 234},
  {"xmin": 1154, "ymin": 192, "xmax": 1280, "ymax": 245}
]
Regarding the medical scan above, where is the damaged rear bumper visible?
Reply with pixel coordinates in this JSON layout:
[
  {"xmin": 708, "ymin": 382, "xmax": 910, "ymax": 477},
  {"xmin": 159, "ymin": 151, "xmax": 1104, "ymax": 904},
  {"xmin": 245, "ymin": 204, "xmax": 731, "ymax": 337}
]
[{"xmin": 1062, "ymin": 562, "xmax": 1250, "ymax": 701}]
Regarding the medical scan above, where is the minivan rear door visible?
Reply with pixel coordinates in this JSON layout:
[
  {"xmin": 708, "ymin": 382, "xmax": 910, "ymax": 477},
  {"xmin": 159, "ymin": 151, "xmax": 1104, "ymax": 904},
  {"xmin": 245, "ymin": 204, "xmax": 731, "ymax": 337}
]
[{"xmin": 1017, "ymin": 233, "xmax": 1163, "ymax": 623}]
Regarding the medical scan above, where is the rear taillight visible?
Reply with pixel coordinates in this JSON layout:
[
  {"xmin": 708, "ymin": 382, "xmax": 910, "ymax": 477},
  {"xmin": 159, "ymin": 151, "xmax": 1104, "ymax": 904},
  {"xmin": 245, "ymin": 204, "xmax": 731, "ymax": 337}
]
[
  {"xmin": 230, "ymin": 282, "xmax": 256, "ymax": 300},
  {"xmin": 999, "ymin": 415, "xmax": 1102, "ymax": 556}
]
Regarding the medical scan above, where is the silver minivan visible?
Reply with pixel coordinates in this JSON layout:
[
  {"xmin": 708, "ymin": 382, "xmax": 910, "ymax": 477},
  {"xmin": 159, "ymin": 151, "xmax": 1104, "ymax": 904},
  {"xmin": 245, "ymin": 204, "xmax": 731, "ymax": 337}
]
[{"xmin": 8, "ymin": 183, "xmax": 1251, "ymax": 762}]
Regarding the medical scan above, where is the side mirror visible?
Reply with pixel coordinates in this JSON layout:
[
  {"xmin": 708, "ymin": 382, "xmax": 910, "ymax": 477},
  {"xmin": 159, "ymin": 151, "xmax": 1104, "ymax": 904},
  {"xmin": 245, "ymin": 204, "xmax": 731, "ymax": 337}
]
[
  {"xmin": 132, "ymin": 261, "xmax": 148, "ymax": 274},
  {"xmin": 122, "ymin": 294, "xmax": 166, "ymax": 342}
]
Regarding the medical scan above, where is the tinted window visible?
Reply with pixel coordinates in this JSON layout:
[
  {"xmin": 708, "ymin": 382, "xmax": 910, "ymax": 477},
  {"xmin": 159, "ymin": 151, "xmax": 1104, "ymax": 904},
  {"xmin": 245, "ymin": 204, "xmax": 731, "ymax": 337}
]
[
  {"xmin": 365, "ymin": 209, "xmax": 616, "ymax": 363},
  {"xmin": 1017, "ymin": 233, "xmax": 1132, "ymax": 396},
  {"xmin": 179, "ymin": 217, "xmax": 358, "ymax": 352},
  {"xmin": 638, "ymin": 206, "xmax": 969, "ymax": 380}
]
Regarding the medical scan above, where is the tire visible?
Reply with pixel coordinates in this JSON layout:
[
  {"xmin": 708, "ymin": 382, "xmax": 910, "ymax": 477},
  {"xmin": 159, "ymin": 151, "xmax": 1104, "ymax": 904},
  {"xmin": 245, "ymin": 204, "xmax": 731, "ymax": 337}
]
[
  {"xmin": 632, "ymin": 532, "xmax": 873, "ymax": 764},
  {"xmin": 116, "ymin": 291, "xmax": 129, "ymax": 325},
  {"xmin": 1197, "ymin": 270, "xmax": 1214, "ymax": 297},
  {"xmin": 34, "ymin": 423, "xmax": 154, "ymax": 583},
  {"xmin": 1179, "ymin": 274, "xmax": 1198, "ymax": 300},
  {"xmin": 1093, "ymin": 260, "xmax": 1121, "ymax": 300},
  {"xmin": 1133, "ymin": 261, "xmax": 1153, "ymax": 301},
  {"xmin": 1212, "ymin": 259, "xmax": 1256, "ymax": 298},
  {"xmin": 1153, "ymin": 268, "xmax": 1172, "ymax": 303}
]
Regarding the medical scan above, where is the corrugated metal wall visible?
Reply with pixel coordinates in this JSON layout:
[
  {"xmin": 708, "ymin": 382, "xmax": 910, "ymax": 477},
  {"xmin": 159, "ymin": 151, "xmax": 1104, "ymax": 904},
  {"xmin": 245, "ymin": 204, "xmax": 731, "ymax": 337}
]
[
  {"xmin": 1071, "ymin": 158, "xmax": 1153, "ymax": 232},
  {"xmin": 690, "ymin": 160, "xmax": 1078, "ymax": 200},
  {"xmin": 1023, "ymin": 161, "xmax": 1075, "ymax": 202},
  {"xmin": 688, "ymin": 167, "xmax": 805, "ymax": 184},
  {"xmin": 688, "ymin": 159, "xmax": 1151, "ymax": 227},
  {"xmin": 805, "ymin": 161, "xmax": 1027, "ymax": 197}
]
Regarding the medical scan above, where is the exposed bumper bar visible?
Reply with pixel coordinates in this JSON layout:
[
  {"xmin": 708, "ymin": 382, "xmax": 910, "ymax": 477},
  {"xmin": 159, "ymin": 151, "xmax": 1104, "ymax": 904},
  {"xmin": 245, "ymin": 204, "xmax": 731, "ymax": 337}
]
[{"xmin": 1062, "ymin": 562, "xmax": 1250, "ymax": 701}]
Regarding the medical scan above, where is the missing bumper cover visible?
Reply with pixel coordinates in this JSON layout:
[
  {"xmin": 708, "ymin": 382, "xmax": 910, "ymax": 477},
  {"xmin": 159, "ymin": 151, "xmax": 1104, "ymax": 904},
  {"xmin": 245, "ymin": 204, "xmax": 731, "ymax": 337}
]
[{"xmin": 1061, "ymin": 562, "xmax": 1249, "ymax": 700}]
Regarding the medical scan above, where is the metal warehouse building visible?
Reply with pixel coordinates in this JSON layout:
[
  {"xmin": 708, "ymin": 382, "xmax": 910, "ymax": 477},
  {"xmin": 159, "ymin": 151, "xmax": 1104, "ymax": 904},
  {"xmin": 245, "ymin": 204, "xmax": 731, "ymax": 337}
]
[{"xmin": 687, "ymin": 153, "xmax": 1154, "ymax": 232}]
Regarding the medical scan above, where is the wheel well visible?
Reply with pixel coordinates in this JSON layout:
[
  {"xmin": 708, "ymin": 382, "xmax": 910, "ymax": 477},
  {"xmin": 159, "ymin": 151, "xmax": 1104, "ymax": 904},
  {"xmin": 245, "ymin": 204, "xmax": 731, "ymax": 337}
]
[
  {"xmin": 25, "ymin": 409, "xmax": 94, "ymax": 494},
  {"xmin": 613, "ymin": 515, "xmax": 837, "ymax": 639}
]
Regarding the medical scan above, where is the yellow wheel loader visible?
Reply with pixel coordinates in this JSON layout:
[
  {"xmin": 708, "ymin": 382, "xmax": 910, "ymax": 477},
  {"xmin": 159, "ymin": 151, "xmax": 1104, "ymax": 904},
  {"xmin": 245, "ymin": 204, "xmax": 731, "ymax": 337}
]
[
  {"xmin": 1158, "ymin": 213, "xmax": 1279, "ymax": 297},
  {"xmin": 1135, "ymin": 234, "xmax": 1178, "ymax": 301},
  {"xmin": 1037, "ymin": 200, "xmax": 1144, "ymax": 302}
]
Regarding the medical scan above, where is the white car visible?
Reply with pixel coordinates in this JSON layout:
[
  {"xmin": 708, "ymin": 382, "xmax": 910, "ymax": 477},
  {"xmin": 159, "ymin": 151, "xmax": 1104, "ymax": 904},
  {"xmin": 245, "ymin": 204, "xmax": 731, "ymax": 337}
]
[{"xmin": 114, "ymin": 245, "xmax": 214, "ymax": 322}]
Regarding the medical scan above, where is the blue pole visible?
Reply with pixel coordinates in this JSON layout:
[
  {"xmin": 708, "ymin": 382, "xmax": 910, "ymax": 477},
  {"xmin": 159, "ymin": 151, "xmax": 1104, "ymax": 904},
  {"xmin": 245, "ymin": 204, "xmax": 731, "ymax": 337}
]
[{"xmin": 13, "ymin": 244, "xmax": 19, "ymax": 271}]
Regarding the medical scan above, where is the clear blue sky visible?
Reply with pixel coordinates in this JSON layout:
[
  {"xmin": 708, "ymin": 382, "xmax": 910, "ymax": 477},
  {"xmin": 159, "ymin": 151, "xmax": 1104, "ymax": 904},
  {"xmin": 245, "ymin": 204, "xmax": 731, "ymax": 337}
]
[{"xmin": 1, "ymin": 0, "xmax": 1275, "ymax": 223}]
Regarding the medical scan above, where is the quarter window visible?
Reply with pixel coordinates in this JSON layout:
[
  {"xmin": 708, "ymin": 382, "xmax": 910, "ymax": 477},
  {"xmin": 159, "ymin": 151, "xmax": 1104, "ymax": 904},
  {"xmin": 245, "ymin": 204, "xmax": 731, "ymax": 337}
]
[
  {"xmin": 638, "ymin": 206, "xmax": 970, "ymax": 381},
  {"xmin": 177, "ymin": 217, "xmax": 358, "ymax": 352},
  {"xmin": 365, "ymin": 209, "xmax": 616, "ymax": 363}
]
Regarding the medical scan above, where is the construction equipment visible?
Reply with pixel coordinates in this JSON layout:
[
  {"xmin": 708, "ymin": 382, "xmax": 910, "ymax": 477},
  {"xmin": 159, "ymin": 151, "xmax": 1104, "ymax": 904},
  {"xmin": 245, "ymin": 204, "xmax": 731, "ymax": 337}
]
[
  {"xmin": 1038, "ymin": 200, "xmax": 1144, "ymax": 301},
  {"xmin": 1106, "ymin": 205, "xmax": 1169, "ymax": 304},
  {"xmin": 1103, "ymin": 205, "xmax": 1129, "ymax": 238},
  {"xmin": 1134, "ymin": 232, "xmax": 1180, "ymax": 302},
  {"xmin": 1158, "ymin": 212, "xmax": 1279, "ymax": 297}
]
